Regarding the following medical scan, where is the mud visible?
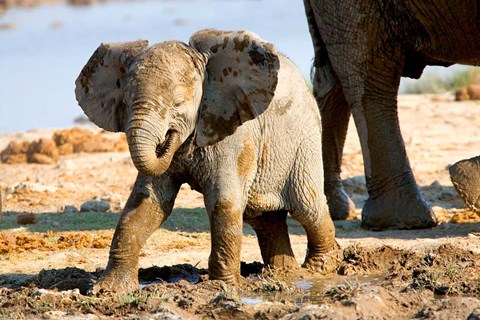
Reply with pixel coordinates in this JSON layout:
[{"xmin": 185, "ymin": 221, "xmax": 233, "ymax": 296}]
[{"xmin": 0, "ymin": 244, "xmax": 479, "ymax": 319}]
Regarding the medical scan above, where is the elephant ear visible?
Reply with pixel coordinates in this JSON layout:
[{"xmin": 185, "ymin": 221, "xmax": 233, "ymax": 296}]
[
  {"xmin": 75, "ymin": 40, "xmax": 149, "ymax": 132},
  {"xmin": 189, "ymin": 29, "xmax": 280, "ymax": 147}
]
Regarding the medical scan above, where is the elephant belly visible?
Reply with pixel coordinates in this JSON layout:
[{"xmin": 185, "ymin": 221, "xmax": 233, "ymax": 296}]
[{"xmin": 246, "ymin": 190, "xmax": 286, "ymax": 214}]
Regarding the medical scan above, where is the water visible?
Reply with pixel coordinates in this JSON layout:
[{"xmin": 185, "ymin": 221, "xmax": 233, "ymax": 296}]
[
  {"xmin": 0, "ymin": 0, "xmax": 466, "ymax": 132},
  {"xmin": 240, "ymin": 273, "xmax": 386, "ymax": 305}
]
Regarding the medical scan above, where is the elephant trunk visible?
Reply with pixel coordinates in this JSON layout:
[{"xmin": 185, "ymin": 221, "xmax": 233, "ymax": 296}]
[{"xmin": 126, "ymin": 103, "xmax": 181, "ymax": 177}]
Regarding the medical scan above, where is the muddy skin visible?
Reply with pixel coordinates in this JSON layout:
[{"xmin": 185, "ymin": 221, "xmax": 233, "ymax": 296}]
[
  {"xmin": 244, "ymin": 211, "xmax": 299, "ymax": 271},
  {"xmin": 75, "ymin": 29, "xmax": 335, "ymax": 293}
]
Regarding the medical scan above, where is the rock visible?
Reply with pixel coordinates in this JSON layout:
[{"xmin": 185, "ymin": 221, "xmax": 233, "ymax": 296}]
[
  {"xmin": 455, "ymin": 84, "xmax": 480, "ymax": 101},
  {"xmin": 63, "ymin": 205, "xmax": 79, "ymax": 213},
  {"xmin": 438, "ymin": 221, "xmax": 451, "ymax": 229},
  {"xmin": 50, "ymin": 221, "xmax": 60, "ymax": 228},
  {"xmin": 80, "ymin": 200, "xmax": 110, "ymax": 212},
  {"xmin": 17, "ymin": 213, "xmax": 36, "ymax": 225},
  {"xmin": 449, "ymin": 155, "xmax": 480, "ymax": 214},
  {"xmin": 429, "ymin": 180, "xmax": 442, "ymax": 189}
]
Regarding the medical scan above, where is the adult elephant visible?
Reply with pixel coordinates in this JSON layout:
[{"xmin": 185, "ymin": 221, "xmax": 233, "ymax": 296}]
[{"xmin": 303, "ymin": 1, "xmax": 480, "ymax": 230}]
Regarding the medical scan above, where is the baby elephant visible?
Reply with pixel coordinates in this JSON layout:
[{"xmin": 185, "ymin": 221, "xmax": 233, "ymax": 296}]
[{"xmin": 75, "ymin": 29, "xmax": 336, "ymax": 293}]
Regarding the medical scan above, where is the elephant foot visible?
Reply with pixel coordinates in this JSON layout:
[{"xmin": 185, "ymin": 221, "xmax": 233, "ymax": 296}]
[
  {"xmin": 361, "ymin": 187, "xmax": 437, "ymax": 230},
  {"xmin": 265, "ymin": 254, "xmax": 299, "ymax": 271},
  {"xmin": 91, "ymin": 267, "xmax": 139, "ymax": 295},
  {"xmin": 208, "ymin": 271, "xmax": 241, "ymax": 285},
  {"xmin": 302, "ymin": 243, "xmax": 343, "ymax": 275},
  {"xmin": 325, "ymin": 181, "xmax": 357, "ymax": 220},
  {"xmin": 449, "ymin": 156, "xmax": 480, "ymax": 214}
]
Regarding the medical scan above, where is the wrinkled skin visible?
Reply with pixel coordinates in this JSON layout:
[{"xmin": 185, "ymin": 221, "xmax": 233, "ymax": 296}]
[
  {"xmin": 303, "ymin": 0, "xmax": 480, "ymax": 230},
  {"xmin": 75, "ymin": 29, "xmax": 337, "ymax": 293},
  {"xmin": 449, "ymin": 156, "xmax": 480, "ymax": 215}
]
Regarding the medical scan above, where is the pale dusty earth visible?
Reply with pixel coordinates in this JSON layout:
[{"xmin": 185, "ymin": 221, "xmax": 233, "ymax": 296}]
[{"xmin": 1, "ymin": 94, "xmax": 480, "ymax": 319}]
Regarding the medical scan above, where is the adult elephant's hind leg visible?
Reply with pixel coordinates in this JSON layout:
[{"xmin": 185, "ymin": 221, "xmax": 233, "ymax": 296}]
[
  {"xmin": 307, "ymin": 5, "xmax": 356, "ymax": 220},
  {"xmin": 340, "ymin": 47, "xmax": 437, "ymax": 230},
  {"xmin": 94, "ymin": 174, "xmax": 179, "ymax": 294},
  {"xmin": 315, "ymin": 76, "xmax": 357, "ymax": 220},
  {"xmin": 244, "ymin": 210, "xmax": 298, "ymax": 271}
]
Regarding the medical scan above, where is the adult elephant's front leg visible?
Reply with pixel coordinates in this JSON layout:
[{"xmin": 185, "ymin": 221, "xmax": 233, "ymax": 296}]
[
  {"xmin": 345, "ymin": 51, "xmax": 437, "ymax": 230},
  {"xmin": 94, "ymin": 174, "xmax": 179, "ymax": 293}
]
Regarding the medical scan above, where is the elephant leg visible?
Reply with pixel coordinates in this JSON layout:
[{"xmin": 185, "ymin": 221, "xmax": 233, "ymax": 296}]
[
  {"xmin": 337, "ymin": 49, "xmax": 437, "ymax": 230},
  {"xmin": 289, "ymin": 205, "xmax": 338, "ymax": 272},
  {"xmin": 244, "ymin": 210, "xmax": 298, "ymax": 271},
  {"xmin": 94, "ymin": 174, "xmax": 180, "ymax": 293},
  {"xmin": 316, "ymin": 77, "xmax": 357, "ymax": 220},
  {"xmin": 206, "ymin": 196, "xmax": 245, "ymax": 284},
  {"xmin": 305, "ymin": 0, "xmax": 355, "ymax": 220}
]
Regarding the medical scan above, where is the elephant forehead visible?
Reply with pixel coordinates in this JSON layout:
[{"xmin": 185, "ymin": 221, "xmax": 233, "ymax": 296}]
[
  {"xmin": 131, "ymin": 43, "xmax": 197, "ymax": 80},
  {"xmin": 128, "ymin": 43, "xmax": 201, "ymax": 101}
]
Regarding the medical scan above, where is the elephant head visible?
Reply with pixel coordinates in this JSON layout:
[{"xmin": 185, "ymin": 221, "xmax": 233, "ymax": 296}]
[{"xmin": 75, "ymin": 29, "xmax": 280, "ymax": 177}]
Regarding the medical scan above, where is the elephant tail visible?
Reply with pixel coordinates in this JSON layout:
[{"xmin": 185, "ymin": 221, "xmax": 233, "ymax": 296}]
[{"xmin": 303, "ymin": 0, "xmax": 334, "ymax": 99}]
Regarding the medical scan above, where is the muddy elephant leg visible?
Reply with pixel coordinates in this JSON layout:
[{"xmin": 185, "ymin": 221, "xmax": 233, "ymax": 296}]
[
  {"xmin": 94, "ymin": 174, "xmax": 180, "ymax": 293},
  {"xmin": 205, "ymin": 195, "xmax": 246, "ymax": 284},
  {"xmin": 336, "ymin": 48, "xmax": 437, "ymax": 230},
  {"xmin": 244, "ymin": 210, "xmax": 298, "ymax": 270},
  {"xmin": 289, "ymin": 205, "xmax": 338, "ymax": 273}
]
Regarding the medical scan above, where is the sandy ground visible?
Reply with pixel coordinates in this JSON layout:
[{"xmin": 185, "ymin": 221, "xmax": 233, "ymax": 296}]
[{"xmin": 1, "ymin": 93, "xmax": 480, "ymax": 319}]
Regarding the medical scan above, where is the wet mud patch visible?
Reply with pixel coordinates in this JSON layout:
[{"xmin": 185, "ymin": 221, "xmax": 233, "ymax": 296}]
[
  {"xmin": 37, "ymin": 267, "xmax": 98, "ymax": 294},
  {"xmin": 1, "ymin": 244, "xmax": 479, "ymax": 318}
]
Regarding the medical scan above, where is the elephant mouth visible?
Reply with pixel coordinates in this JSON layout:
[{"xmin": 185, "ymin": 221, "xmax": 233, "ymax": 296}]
[{"xmin": 155, "ymin": 130, "xmax": 180, "ymax": 158}]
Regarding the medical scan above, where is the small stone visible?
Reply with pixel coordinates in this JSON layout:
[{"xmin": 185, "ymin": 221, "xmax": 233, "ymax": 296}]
[
  {"xmin": 340, "ymin": 220, "xmax": 358, "ymax": 231},
  {"xmin": 429, "ymin": 180, "xmax": 442, "ymax": 189},
  {"xmin": 63, "ymin": 205, "xmax": 79, "ymax": 213},
  {"xmin": 80, "ymin": 200, "xmax": 110, "ymax": 212},
  {"xmin": 17, "ymin": 213, "xmax": 36, "ymax": 225},
  {"xmin": 33, "ymin": 289, "xmax": 50, "ymax": 297},
  {"xmin": 438, "ymin": 221, "xmax": 451, "ymax": 229}
]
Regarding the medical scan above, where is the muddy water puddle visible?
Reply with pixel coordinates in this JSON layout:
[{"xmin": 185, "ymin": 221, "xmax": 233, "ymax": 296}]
[{"xmin": 240, "ymin": 273, "xmax": 386, "ymax": 305}]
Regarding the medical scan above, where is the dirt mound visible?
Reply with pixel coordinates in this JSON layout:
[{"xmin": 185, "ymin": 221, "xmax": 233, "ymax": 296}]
[
  {"xmin": 0, "ymin": 127, "xmax": 127, "ymax": 164},
  {"xmin": 53, "ymin": 127, "xmax": 127, "ymax": 154},
  {"xmin": 0, "ymin": 140, "xmax": 29, "ymax": 164},
  {"xmin": 337, "ymin": 245, "xmax": 413, "ymax": 275}
]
